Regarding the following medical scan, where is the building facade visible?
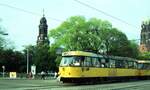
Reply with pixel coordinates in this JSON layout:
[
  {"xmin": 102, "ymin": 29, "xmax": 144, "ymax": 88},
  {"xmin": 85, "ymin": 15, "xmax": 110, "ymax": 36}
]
[
  {"xmin": 139, "ymin": 20, "xmax": 150, "ymax": 52},
  {"xmin": 37, "ymin": 15, "xmax": 49, "ymax": 45}
]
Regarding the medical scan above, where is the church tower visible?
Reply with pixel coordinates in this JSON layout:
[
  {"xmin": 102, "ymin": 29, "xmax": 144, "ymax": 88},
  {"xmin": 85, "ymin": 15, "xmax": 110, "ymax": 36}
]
[
  {"xmin": 139, "ymin": 20, "xmax": 150, "ymax": 52},
  {"xmin": 37, "ymin": 15, "xmax": 49, "ymax": 45}
]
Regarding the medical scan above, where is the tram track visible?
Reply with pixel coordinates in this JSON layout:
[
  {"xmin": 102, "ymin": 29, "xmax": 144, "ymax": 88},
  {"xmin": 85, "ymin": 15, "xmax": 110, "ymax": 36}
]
[{"xmin": 51, "ymin": 80, "xmax": 150, "ymax": 90}]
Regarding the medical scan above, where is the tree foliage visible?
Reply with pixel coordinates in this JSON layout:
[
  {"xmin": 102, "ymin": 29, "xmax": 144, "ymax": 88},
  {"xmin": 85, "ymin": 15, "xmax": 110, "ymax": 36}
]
[
  {"xmin": 0, "ymin": 49, "xmax": 24, "ymax": 72},
  {"xmin": 23, "ymin": 44, "xmax": 57, "ymax": 72},
  {"xmin": 49, "ymin": 16, "xmax": 138, "ymax": 57},
  {"xmin": 138, "ymin": 52, "xmax": 150, "ymax": 60},
  {"xmin": 0, "ymin": 20, "xmax": 24, "ymax": 72},
  {"xmin": 0, "ymin": 21, "xmax": 7, "ymax": 49}
]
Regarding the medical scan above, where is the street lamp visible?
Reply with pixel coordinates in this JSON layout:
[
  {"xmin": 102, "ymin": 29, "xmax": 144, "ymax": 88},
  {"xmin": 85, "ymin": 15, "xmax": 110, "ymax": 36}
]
[
  {"xmin": 23, "ymin": 46, "xmax": 29, "ymax": 75},
  {"xmin": 26, "ymin": 48, "xmax": 29, "ymax": 74},
  {"xmin": 2, "ymin": 65, "xmax": 5, "ymax": 78},
  {"xmin": 0, "ymin": 33, "xmax": 8, "ymax": 36},
  {"xmin": 2, "ymin": 33, "xmax": 8, "ymax": 35}
]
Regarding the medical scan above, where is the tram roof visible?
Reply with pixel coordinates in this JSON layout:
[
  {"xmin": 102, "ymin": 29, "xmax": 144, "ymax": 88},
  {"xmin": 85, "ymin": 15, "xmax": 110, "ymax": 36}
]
[
  {"xmin": 62, "ymin": 51, "xmax": 101, "ymax": 57},
  {"xmin": 137, "ymin": 60, "xmax": 150, "ymax": 63},
  {"xmin": 107, "ymin": 56, "xmax": 136, "ymax": 61},
  {"xmin": 62, "ymin": 51, "xmax": 137, "ymax": 61}
]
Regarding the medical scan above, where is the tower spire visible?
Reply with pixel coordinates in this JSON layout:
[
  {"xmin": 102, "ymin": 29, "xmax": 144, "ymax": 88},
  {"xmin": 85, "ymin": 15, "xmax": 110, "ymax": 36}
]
[
  {"xmin": 37, "ymin": 13, "xmax": 49, "ymax": 45},
  {"xmin": 43, "ymin": 9, "xmax": 45, "ymax": 17}
]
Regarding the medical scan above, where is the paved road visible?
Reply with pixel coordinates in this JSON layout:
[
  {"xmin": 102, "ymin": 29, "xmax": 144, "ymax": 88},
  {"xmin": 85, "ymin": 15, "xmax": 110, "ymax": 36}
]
[
  {"xmin": 0, "ymin": 79, "xmax": 61, "ymax": 90},
  {"xmin": 0, "ymin": 79, "xmax": 150, "ymax": 90},
  {"xmin": 55, "ymin": 80, "xmax": 150, "ymax": 90}
]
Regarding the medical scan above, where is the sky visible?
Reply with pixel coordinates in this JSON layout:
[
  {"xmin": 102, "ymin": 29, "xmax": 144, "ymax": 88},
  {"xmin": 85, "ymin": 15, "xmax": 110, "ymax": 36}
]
[{"xmin": 0, "ymin": 0, "xmax": 149, "ymax": 51}]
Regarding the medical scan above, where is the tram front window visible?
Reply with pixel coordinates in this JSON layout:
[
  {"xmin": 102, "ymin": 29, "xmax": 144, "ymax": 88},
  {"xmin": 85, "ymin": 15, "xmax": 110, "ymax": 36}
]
[{"xmin": 60, "ymin": 56, "xmax": 83, "ymax": 67}]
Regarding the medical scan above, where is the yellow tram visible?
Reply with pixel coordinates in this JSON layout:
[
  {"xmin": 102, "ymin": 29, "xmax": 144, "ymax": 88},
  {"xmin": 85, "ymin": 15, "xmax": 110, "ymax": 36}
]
[
  {"xmin": 58, "ymin": 51, "xmax": 150, "ymax": 83},
  {"xmin": 138, "ymin": 60, "xmax": 150, "ymax": 78}
]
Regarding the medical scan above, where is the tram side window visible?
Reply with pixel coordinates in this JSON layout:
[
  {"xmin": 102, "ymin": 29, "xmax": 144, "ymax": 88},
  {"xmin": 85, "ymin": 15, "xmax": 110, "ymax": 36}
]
[
  {"xmin": 133, "ymin": 62, "xmax": 137, "ymax": 69},
  {"xmin": 138, "ymin": 63, "xmax": 145, "ymax": 69},
  {"xmin": 92, "ymin": 57, "xmax": 100, "ymax": 67},
  {"xmin": 128, "ymin": 61, "xmax": 134, "ymax": 69},
  {"xmin": 72, "ymin": 57, "xmax": 81, "ymax": 66},
  {"xmin": 124, "ymin": 61, "xmax": 128, "ymax": 68},
  {"xmin": 60, "ymin": 57, "xmax": 74, "ymax": 66},
  {"xmin": 148, "ymin": 64, "xmax": 150, "ymax": 69},
  {"xmin": 99, "ymin": 58, "xmax": 108, "ymax": 68},
  {"xmin": 84, "ymin": 57, "xmax": 92, "ymax": 67},
  {"xmin": 115, "ymin": 60, "xmax": 119, "ymax": 68},
  {"xmin": 115, "ymin": 60, "xmax": 125, "ymax": 68},
  {"xmin": 142, "ymin": 63, "xmax": 147, "ymax": 69},
  {"xmin": 143, "ymin": 63, "xmax": 150, "ymax": 69},
  {"xmin": 147, "ymin": 63, "xmax": 150, "ymax": 70},
  {"xmin": 147, "ymin": 64, "xmax": 150, "ymax": 69},
  {"xmin": 109, "ymin": 59, "xmax": 115, "ymax": 68}
]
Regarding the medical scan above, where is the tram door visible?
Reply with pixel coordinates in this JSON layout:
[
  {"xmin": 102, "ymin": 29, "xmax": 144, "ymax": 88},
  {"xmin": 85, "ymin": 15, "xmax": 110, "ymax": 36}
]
[{"xmin": 81, "ymin": 57, "xmax": 92, "ymax": 77}]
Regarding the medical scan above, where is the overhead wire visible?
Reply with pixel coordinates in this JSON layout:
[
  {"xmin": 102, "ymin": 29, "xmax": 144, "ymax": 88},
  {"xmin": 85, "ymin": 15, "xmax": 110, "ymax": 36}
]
[
  {"xmin": 0, "ymin": 1, "xmax": 138, "ymax": 29},
  {"xmin": 0, "ymin": 3, "xmax": 63, "ymax": 22},
  {"xmin": 74, "ymin": 0, "xmax": 138, "ymax": 29}
]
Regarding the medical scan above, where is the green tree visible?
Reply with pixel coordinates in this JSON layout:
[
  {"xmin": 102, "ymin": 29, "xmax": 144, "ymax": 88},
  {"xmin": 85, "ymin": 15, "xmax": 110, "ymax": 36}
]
[
  {"xmin": 138, "ymin": 52, "xmax": 150, "ymax": 60},
  {"xmin": 50, "ymin": 16, "xmax": 87, "ymax": 50},
  {"xmin": 49, "ymin": 16, "xmax": 110, "ymax": 52},
  {"xmin": 22, "ymin": 44, "xmax": 57, "ymax": 73},
  {"xmin": 101, "ymin": 28, "xmax": 129, "ymax": 56},
  {"xmin": 32, "ymin": 44, "xmax": 56, "ymax": 72},
  {"xmin": 127, "ymin": 41, "xmax": 139, "ymax": 58},
  {"xmin": 0, "ymin": 20, "xmax": 24, "ymax": 72},
  {"xmin": 0, "ymin": 21, "xmax": 7, "ymax": 49},
  {"xmin": 0, "ymin": 49, "xmax": 24, "ymax": 72},
  {"xmin": 49, "ymin": 44, "xmax": 62, "ymax": 69},
  {"xmin": 49, "ymin": 16, "xmax": 138, "ymax": 58}
]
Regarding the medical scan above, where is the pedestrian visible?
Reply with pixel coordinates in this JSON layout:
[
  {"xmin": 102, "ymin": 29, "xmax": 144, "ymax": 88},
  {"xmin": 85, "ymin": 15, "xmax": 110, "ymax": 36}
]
[
  {"xmin": 29, "ymin": 72, "xmax": 32, "ymax": 79},
  {"xmin": 41, "ymin": 71, "xmax": 45, "ymax": 80},
  {"xmin": 54, "ymin": 72, "xmax": 57, "ymax": 78}
]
